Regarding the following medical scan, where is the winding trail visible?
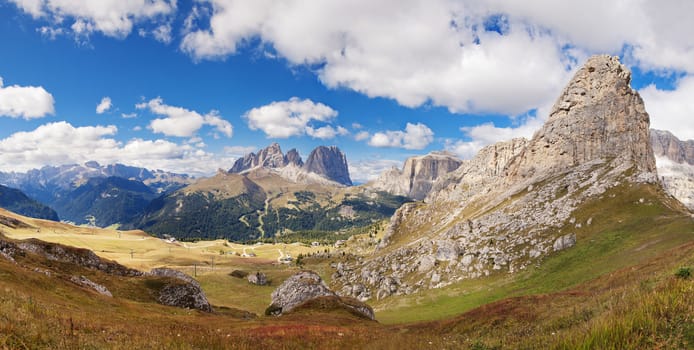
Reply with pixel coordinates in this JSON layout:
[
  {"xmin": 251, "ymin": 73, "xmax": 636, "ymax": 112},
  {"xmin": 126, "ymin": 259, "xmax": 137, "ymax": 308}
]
[{"xmin": 257, "ymin": 192, "xmax": 283, "ymax": 238}]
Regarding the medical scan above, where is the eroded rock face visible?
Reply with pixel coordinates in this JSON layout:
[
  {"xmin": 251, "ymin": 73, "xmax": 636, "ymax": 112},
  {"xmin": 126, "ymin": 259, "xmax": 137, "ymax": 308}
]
[
  {"xmin": 285, "ymin": 149, "xmax": 304, "ymax": 167},
  {"xmin": 371, "ymin": 152, "xmax": 463, "ymax": 200},
  {"xmin": 651, "ymin": 129, "xmax": 694, "ymax": 165},
  {"xmin": 651, "ymin": 129, "xmax": 694, "ymax": 210},
  {"xmin": 230, "ymin": 143, "xmax": 289, "ymax": 173},
  {"xmin": 267, "ymin": 271, "xmax": 374, "ymax": 319},
  {"xmin": 332, "ymin": 55, "xmax": 660, "ymax": 301},
  {"xmin": 506, "ymin": 55, "xmax": 655, "ymax": 181},
  {"xmin": 303, "ymin": 146, "xmax": 352, "ymax": 186}
]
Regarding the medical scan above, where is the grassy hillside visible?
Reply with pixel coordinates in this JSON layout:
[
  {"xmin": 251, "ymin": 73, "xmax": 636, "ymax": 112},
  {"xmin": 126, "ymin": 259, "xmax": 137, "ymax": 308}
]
[
  {"xmin": 371, "ymin": 182, "xmax": 693, "ymax": 324},
  {"xmin": 0, "ymin": 180, "xmax": 692, "ymax": 349},
  {"xmin": 0, "ymin": 185, "xmax": 59, "ymax": 221},
  {"xmin": 132, "ymin": 170, "xmax": 409, "ymax": 242}
]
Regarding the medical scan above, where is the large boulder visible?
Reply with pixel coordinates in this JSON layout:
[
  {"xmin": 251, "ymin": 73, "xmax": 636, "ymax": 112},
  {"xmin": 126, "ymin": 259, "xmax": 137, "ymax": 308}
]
[
  {"xmin": 266, "ymin": 271, "xmax": 374, "ymax": 320},
  {"xmin": 248, "ymin": 271, "xmax": 268, "ymax": 285},
  {"xmin": 157, "ymin": 281, "xmax": 212, "ymax": 313}
]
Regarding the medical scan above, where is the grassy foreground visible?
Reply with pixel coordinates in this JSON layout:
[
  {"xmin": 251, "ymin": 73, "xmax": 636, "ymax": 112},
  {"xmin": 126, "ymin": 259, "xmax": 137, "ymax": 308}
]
[{"xmin": 0, "ymin": 182, "xmax": 692, "ymax": 348}]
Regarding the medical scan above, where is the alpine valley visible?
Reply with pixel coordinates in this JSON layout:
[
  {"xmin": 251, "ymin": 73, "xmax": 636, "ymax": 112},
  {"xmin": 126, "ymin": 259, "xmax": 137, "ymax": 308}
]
[{"xmin": 1, "ymin": 55, "xmax": 692, "ymax": 349}]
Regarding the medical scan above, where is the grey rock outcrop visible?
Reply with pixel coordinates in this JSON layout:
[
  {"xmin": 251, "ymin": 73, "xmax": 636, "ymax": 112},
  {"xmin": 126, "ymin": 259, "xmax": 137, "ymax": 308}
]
[
  {"xmin": 651, "ymin": 129, "xmax": 694, "ymax": 210},
  {"xmin": 332, "ymin": 55, "xmax": 660, "ymax": 300},
  {"xmin": 267, "ymin": 271, "xmax": 374, "ymax": 319},
  {"xmin": 370, "ymin": 152, "xmax": 462, "ymax": 200},
  {"xmin": 69, "ymin": 275, "xmax": 112, "ymax": 297},
  {"xmin": 651, "ymin": 129, "xmax": 694, "ymax": 165},
  {"xmin": 148, "ymin": 268, "xmax": 200, "ymax": 288},
  {"xmin": 157, "ymin": 282, "xmax": 212, "ymax": 313},
  {"xmin": 268, "ymin": 271, "xmax": 335, "ymax": 314},
  {"xmin": 230, "ymin": 143, "xmax": 290, "ymax": 173},
  {"xmin": 147, "ymin": 267, "xmax": 211, "ymax": 312},
  {"xmin": 247, "ymin": 271, "xmax": 268, "ymax": 285},
  {"xmin": 17, "ymin": 239, "xmax": 142, "ymax": 277},
  {"xmin": 285, "ymin": 149, "xmax": 304, "ymax": 167},
  {"xmin": 303, "ymin": 146, "xmax": 352, "ymax": 186},
  {"xmin": 506, "ymin": 55, "xmax": 655, "ymax": 182},
  {"xmin": 553, "ymin": 233, "xmax": 576, "ymax": 251}
]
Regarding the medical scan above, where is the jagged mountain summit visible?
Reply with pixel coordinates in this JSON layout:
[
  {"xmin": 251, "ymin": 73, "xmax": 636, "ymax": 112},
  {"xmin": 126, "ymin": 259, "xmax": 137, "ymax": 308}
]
[
  {"xmin": 332, "ymin": 55, "xmax": 669, "ymax": 301},
  {"xmin": 651, "ymin": 129, "xmax": 694, "ymax": 209},
  {"xmin": 369, "ymin": 151, "xmax": 463, "ymax": 200},
  {"xmin": 229, "ymin": 143, "xmax": 352, "ymax": 186},
  {"xmin": 303, "ymin": 146, "xmax": 352, "ymax": 186},
  {"xmin": 229, "ymin": 143, "xmax": 304, "ymax": 173}
]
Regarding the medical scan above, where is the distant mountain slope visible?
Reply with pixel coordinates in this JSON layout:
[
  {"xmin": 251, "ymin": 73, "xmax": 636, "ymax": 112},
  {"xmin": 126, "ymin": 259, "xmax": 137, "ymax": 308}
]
[
  {"xmin": 132, "ymin": 170, "xmax": 408, "ymax": 241},
  {"xmin": 0, "ymin": 162, "xmax": 192, "ymax": 227},
  {"xmin": 0, "ymin": 185, "xmax": 59, "ymax": 221},
  {"xmin": 0, "ymin": 161, "xmax": 191, "ymax": 203},
  {"xmin": 53, "ymin": 176, "xmax": 157, "ymax": 226},
  {"xmin": 651, "ymin": 129, "xmax": 694, "ymax": 210}
]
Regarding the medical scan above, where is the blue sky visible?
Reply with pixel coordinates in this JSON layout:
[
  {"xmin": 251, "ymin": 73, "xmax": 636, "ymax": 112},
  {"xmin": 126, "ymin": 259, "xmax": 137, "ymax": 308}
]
[{"xmin": 0, "ymin": 1, "xmax": 692, "ymax": 182}]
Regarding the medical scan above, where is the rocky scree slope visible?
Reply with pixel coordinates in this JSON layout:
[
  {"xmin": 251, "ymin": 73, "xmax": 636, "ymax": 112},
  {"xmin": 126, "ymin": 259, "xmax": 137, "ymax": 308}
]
[
  {"xmin": 332, "ymin": 55, "xmax": 663, "ymax": 301},
  {"xmin": 369, "ymin": 152, "xmax": 463, "ymax": 200},
  {"xmin": 651, "ymin": 129, "xmax": 694, "ymax": 210}
]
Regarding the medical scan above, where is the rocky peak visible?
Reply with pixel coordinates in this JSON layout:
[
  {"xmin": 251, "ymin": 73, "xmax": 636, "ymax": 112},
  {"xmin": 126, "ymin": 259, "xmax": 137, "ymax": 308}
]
[
  {"xmin": 332, "ymin": 55, "xmax": 666, "ymax": 301},
  {"xmin": 284, "ymin": 148, "xmax": 304, "ymax": 167},
  {"xmin": 257, "ymin": 142, "xmax": 287, "ymax": 168},
  {"xmin": 371, "ymin": 151, "xmax": 463, "ymax": 200},
  {"xmin": 651, "ymin": 129, "xmax": 694, "ymax": 165},
  {"xmin": 229, "ymin": 143, "xmax": 289, "ymax": 173},
  {"xmin": 507, "ymin": 55, "xmax": 655, "ymax": 181},
  {"xmin": 303, "ymin": 146, "xmax": 352, "ymax": 186}
]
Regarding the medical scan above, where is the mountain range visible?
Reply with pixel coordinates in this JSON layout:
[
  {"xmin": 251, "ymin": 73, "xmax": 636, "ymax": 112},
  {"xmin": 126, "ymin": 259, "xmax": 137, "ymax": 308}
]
[
  {"xmin": 0, "ymin": 92, "xmax": 691, "ymax": 242},
  {"xmin": 0, "ymin": 55, "xmax": 692, "ymax": 349}
]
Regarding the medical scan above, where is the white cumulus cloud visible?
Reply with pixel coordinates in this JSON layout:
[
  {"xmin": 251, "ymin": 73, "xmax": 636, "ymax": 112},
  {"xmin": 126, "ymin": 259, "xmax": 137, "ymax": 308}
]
[
  {"xmin": 368, "ymin": 122, "xmax": 434, "ymax": 150},
  {"xmin": 9, "ymin": 0, "xmax": 176, "ymax": 39},
  {"xmin": 0, "ymin": 77, "xmax": 55, "ymax": 119},
  {"xmin": 0, "ymin": 121, "xmax": 236, "ymax": 176},
  {"xmin": 348, "ymin": 158, "xmax": 403, "ymax": 184},
  {"xmin": 177, "ymin": 0, "xmax": 694, "ymax": 117},
  {"xmin": 445, "ymin": 115, "xmax": 545, "ymax": 159},
  {"xmin": 244, "ymin": 97, "xmax": 345, "ymax": 139},
  {"xmin": 640, "ymin": 75, "xmax": 694, "ymax": 141},
  {"xmin": 96, "ymin": 96, "xmax": 112, "ymax": 114},
  {"xmin": 137, "ymin": 97, "xmax": 233, "ymax": 138}
]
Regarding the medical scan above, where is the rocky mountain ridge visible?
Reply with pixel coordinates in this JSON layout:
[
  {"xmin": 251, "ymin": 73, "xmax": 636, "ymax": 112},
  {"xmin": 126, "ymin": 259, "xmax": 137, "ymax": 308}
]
[
  {"xmin": 229, "ymin": 143, "xmax": 352, "ymax": 186},
  {"xmin": 331, "ymin": 55, "xmax": 663, "ymax": 301},
  {"xmin": 651, "ymin": 129, "xmax": 694, "ymax": 209},
  {"xmin": 369, "ymin": 152, "xmax": 462, "ymax": 200}
]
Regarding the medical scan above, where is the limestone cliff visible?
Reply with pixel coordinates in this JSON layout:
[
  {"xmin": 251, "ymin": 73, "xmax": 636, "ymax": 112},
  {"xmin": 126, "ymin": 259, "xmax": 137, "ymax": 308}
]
[
  {"xmin": 303, "ymin": 146, "xmax": 352, "ymax": 186},
  {"xmin": 332, "ymin": 55, "xmax": 662, "ymax": 301},
  {"xmin": 370, "ymin": 152, "xmax": 463, "ymax": 200},
  {"xmin": 651, "ymin": 129, "xmax": 694, "ymax": 209}
]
